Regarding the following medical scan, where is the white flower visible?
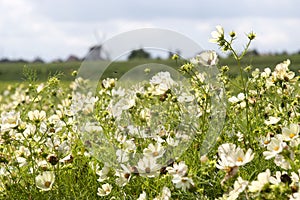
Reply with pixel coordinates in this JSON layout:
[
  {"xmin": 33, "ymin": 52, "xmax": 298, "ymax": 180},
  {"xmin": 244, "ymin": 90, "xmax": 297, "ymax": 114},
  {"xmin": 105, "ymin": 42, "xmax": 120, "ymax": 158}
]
[
  {"xmin": 154, "ymin": 186, "xmax": 171, "ymax": 200},
  {"xmin": 274, "ymin": 154, "xmax": 291, "ymax": 170},
  {"xmin": 269, "ymin": 171, "xmax": 284, "ymax": 185},
  {"xmin": 16, "ymin": 157, "xmax": 27, "ymax": 167},
  {"xmin": 137, "ymin": 156, "xmax": 161, "ymax": 178},
  {"xmin": 217, "ymin": 143, "xmax": 254, "ymax": 168},
  {"xmin": 228, "ymin": 96, "xmax": 239, "ymax": 104},
  {"xmin": 290, "ymin": 192, "xmax": 300, "ymax": 200},
  {"xmin": 237, "ymin": 93, "xmax": 245, "ymax": 101},
  {"xmin": 209, "ymin": 25, "xmax": 224, "ymax": 43},
  {"xmin": 28, "ymin": 110, "xmax": 46, "ymax": 122},
  {"xmin": 227, "ymin": 177, "xmax": 249, "ymax": 200},
  {"xmin": 1, "ymin": 111, "xmax": 21, "ymax": 132},
  {"xmin": 261, "ymin": 68, "xmax": 271, "ymax": 78},
  {"xmin": 177, "ymin": 92, "xmax": 194, "ymax": 103},
  {"xmin": 248, "ymin": 169, "xmax": 271, "ymax": 192},
  {"xmin": 166, "ymin": 161, "xmax": 188, "ymax": 176},
  {"xmin": 273, "ymin": 59, "xmax": 294, "ymax": 81},
  {"xmin": 102, "ymin": 78, "xmax": 115, "ymax": 89},
  {"xmin": 115, "ymin": 164, "xmax": 132, "ymax": 187},
  {"xmin": 112, "ymin": 87, "xmax": 125, "ymax": 97},
  {"xmin": 171, "ymin": 174, "xmax": 194, "ymax": 191},
  {"xmin": 116, "ymin": 149, "xmax": 129, "ymax": 163},
  {"xmin": 149, "ymin": 71, "xmax": 176, "ymax": 95},
  {"xmin": 35, "ymin": 171, "xmax": 55, "ymax": 191},
  {"xmin": 110, "ymin": 97, "xmax": 135, "ymax": 118},
  {"xmin": 137, "ymin": 191, "xmax": 147, "ymax": 200},
  {"xmin": 143, "ymin": 143, "xmax": 165, "ymax": 159},
  {"xmin": 96, "ymin": 163, "xmax": 110, "ymax": 182},
  {"xmin": 264, "ymin": 116, "xmax": 281, "ymax": 125},
  {"xmin": 263, "ymin": 137, "xmax": 286, "ymax": 159},
  {"xmin": 193, "ymin": 50, "xmax": 219, "ymax": 66},
  {"xmin": 97, "ymin": 183, "xmax": 112, "ymax": 196},
  {"xmin": 282, "ymin": 123, "xmax": 299, "ymax": 141}
]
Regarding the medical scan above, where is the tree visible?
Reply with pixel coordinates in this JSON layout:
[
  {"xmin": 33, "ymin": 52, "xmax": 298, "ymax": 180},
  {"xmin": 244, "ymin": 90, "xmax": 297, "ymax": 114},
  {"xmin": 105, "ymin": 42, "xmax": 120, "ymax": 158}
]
[{"xmin": 128, "ymin": 48, "xmax": 151, "ymax": 60}]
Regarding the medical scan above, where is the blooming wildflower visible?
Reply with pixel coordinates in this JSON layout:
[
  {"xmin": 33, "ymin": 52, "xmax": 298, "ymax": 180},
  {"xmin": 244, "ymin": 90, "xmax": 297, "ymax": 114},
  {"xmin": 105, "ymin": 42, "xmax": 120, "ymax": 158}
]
[
  {"xmin": 237, "ymin": 93, "xmax": 245, "ymax": 101},
  {"xmin": 171, "ymin": 174, "xmax": 194, "ymax": 191},
  {"xmin": 140, "ymin": 108, "xmax": 151, "ymax": 121},
  {"xmin": 102, "ymin": 78, "xmax": 115, "ymax": 89},
  {"xmin": 192, "ymin": 50, "xmax": 219, "ymax": 66},
  {"xmin": 248, "ymin": 169, "xmax": 271, "ymax": 192},
  {"xmin": 260, "ymin": 132, "xmax": 272, "ymax": 147},
  {"xmin": 269, "ymin": 171, "xmax": 285, "ymax": 185},
  {"xmin": 177, "ymin": 92, "xmax": 194, "ymax": 103},
  {"xmin": 273, "ymin": 59, "xmax": 294, "ymax": 81},
  {"xmin": 1, "ymin": 111, "xmax": 21, "ymax": 132},
  {"xmin": 28, "ymin": 110, "xmax": 46, "ymax": 122},
  {"xmin": 209, "ymin": 25, "xmax": 224, "ymax": 43},
  {"xmin": 274, "ymin": 154, "xmax": 291, "ymax": 170},
  {"xmin": 16, "ymin": 157, "xmax": 27, "ymax": 167},
  {"xmin": 166, "ymin": 161, "xmax": 188, "ymax": 176},
  {"xmin": 290, "ymin": 192, "xmax": 300, "ymax": 200},
  {"xmin": 143, "ymin": 143, "xmax": 165, "ymax": 159},
  {"xmin": 110, "ymin": 97, "xmax": 136, "ymax": 118},
  {"xmin": 149, "ymin": 71, "xmax": 176, "ymax": 95},
  {"xmin": 115, "ymin": 164, "xmax": 131, "ymax": 187},
  {"xmin": 263, "ymin": 136, "xmax": 286, "ymax": 159},
  {"xmin": 136, "ymin": 156, "xmax": 161, "ymax": 177},
  {"xmin": 97, "ymin": 183, "xmax": 112, "ymax": 196},
  {"xmin": 112, "ymin": 87, "xmax": 125, "ymax": 97},
  {"xmin": 261, "ymin": 68, "xmax": 272, "ymax": 78},
  {"xmin": 227, "ymin": 177, "xmax": 249, "ymax": 200},
  {"xmin": 37, "ymin": 160, "xmax": 50, "ymax": 170},
  {"xmin": 228, "ymin": 96, "xmax": 239, "ymax": 104},
  {"xmin": 96, "ymin": 163, "xmax": 110, "ymax": 182},
  {"xmin": 116, "ymin": 149, "xmax": 129, "ymax": 163},
  {"xmin": 282, "ymin": 123, "xmax": 299, "ymax": 142},
  {"xmin": 35, "ymin": 171, "xmax": 55, "ymax": 191},
  {"xmin": 154, "ymin": 186, "xmax": 171, "ymax": 200},
  {"xmin": 137, "ymin": 191, "xmax": 147, "ymax": 200},
  {"xmin": 45, "ymin": 136, "xmax": 70, "ymax": 154},
  {"xmin": 217, "ymin": 143, "xmax": 254, "ymax": 183},
  {"xmin": 217, "ymin": 143, "xmax": 254, "ymax": 167},
  {"xmin": 264, "ymin": 116, "xmax": 281, "ymax": 125}
]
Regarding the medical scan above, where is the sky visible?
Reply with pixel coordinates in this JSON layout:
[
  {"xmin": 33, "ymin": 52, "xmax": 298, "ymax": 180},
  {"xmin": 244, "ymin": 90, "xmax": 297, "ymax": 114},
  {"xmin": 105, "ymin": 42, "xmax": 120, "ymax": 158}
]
[{"xmin": 0, "ymin": 0, "xmax": 299, "ymax": 62}]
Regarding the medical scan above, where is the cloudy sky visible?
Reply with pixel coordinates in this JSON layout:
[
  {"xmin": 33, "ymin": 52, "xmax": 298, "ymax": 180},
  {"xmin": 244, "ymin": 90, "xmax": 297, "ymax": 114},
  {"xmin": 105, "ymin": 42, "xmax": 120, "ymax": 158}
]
[{"xmin": 0, "ymin": 0, "xmax": 299, "ymax": 62}]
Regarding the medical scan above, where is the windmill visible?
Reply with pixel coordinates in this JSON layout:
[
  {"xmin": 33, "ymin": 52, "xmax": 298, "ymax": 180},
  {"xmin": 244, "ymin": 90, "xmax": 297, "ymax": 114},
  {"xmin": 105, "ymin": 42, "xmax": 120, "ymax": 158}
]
[{"xmin": 85, "ymin": 30, "xmax": 110, "ymax": 61}]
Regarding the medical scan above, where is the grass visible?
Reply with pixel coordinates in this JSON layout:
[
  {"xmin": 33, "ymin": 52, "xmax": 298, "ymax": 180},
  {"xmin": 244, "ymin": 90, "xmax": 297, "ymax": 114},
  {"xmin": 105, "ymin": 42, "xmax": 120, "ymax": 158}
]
[{"xmin": 1, "ymin": 54, "xmax": 300, "ymax": 83}]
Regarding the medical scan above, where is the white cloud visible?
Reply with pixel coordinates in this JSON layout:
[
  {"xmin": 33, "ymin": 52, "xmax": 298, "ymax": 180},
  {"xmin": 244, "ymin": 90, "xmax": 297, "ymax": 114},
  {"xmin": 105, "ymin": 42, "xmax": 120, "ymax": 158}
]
[{"xmin": 0, "ymin": 0, "xmax": 299, "ymax": 61}]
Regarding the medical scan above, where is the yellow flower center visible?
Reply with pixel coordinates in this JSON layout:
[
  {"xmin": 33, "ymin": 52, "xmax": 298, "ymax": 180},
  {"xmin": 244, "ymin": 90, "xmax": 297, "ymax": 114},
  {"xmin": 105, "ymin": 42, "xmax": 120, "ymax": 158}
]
[
  {"xmin": 273, "ymin": 146, "xmax": 279, "ymax": 151},
  {"xmin": 44, "ymin": 181, "xmax": 51, "ymax": 188},
  {"xmin": 145, "ymin": 167, "xmax": 151, "ymax": 174},
  {"xmin": 181, "ymin": 178, "xmax": 188, "ymax": 183},
  {"xmin": 289, "ymin": 133, "xmax": 296, "ymax": 139},
  {"xmin": 264, "ymin": 140, "xmax": 270, "ymax": 145},
  {"xmin": 237, "ymin": 157, "xmax": 243, "ymax": 162},
  {"xmin": 153, "ymin": 152, "xmax": 159, "ymax": 157}
]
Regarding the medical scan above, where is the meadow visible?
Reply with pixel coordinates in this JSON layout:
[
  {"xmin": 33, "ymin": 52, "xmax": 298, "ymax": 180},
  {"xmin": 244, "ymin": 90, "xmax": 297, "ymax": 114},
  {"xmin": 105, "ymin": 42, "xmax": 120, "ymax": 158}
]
[{"xmin": 1, "ymin": 26, "xmax": 300, "ymax": 200}]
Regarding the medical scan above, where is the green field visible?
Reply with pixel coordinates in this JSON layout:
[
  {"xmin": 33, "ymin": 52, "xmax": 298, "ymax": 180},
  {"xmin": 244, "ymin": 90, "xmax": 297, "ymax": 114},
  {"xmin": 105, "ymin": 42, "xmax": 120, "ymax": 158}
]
[{"xmin": 1, "ymin": 54, "xmax": 299, "ymax": 85}]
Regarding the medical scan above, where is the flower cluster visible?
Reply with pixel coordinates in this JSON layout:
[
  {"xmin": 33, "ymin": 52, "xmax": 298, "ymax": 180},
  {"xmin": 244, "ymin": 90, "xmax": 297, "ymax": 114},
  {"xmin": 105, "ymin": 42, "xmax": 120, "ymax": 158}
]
[{"xmin": 0, "ymin": 26, "xmax": 300, "ymax": 199}]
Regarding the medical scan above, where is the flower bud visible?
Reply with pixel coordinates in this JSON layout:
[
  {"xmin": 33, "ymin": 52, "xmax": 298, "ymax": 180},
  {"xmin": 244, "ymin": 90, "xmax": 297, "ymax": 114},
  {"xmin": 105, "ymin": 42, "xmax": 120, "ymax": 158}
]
[
  {"xmin": 248, "ymin": 32, "xmax": 256, "ymax": 40},
  {"xmin": 229, "ymin": 31, "xmax": 236, "ymax": 38}
]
